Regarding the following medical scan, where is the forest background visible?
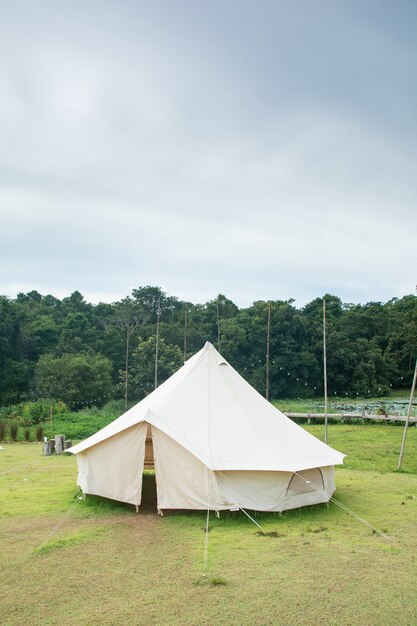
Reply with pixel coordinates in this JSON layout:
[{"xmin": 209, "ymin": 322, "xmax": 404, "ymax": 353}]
[{"xmin": 0, "ymin": 286, "xmax": 416, "ymax": 411}]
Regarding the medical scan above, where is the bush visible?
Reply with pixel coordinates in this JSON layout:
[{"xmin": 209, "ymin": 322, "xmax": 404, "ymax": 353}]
[
  {"xmin": 24, "ymin": 428, "xmax": 31, "ymax": 442},
  {"xmin": 50, "ymin": 410, "xmax": 114, "ymax": 440},
  {"xmin": 99, "ymin": 399, "xmax": 128, "ymax": 417},
  {"xmin": 35, "ymin": 424, "xmax": 44, "ymax": 442},
  {"xmin": 22, "ymin": 400, "xmax": 68, "ymax": 425},
  {"xmin": 0, "ymin": 404, "xmax": 21, "ymax": 421},
  {"xmin": 9, "ymin": 422, "xmax": 18, "ymax": 442},
  {"xmin": 0, "ymin": 421, "xmax": 6, "ymax": 441}
]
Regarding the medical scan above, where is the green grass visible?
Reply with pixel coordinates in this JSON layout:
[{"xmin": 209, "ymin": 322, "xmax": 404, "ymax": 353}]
[
  {"xmin": 1, "ymin": 426, "xmax": 417, "ymax": 626},
  {"xmin": 34, "ymin": 527, "xmax": 110, "ymax": 554}
]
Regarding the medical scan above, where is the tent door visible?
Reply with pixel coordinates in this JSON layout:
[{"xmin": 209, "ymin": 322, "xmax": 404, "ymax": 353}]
[
  {"xmin": 144, "ymin": 424, "xmax": 155, "ymax": 469},
  {"xmin": 140, "ymin": 424, "xmax": 158, "ymax": 510}
]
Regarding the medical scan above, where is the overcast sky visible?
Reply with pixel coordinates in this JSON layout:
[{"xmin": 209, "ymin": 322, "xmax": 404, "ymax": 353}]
[{"xmin": 0, "ymin": 0, "xmax": 416, "ymax": 307}]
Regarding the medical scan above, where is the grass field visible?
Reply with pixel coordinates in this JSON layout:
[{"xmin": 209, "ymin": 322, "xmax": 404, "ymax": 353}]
[{"xmin": 1, "ymin": 425, "xmax": 417, "ymax": 626}]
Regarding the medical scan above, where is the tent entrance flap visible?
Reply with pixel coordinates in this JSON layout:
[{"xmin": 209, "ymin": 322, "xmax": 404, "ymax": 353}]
[{"xmin": 75, "ymin": 421, "xmax": 148, "ymax": 507}]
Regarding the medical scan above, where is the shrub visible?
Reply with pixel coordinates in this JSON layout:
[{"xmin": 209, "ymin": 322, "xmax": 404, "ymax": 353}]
[
  {"xmin": 22, "ymin": 400, "xmax": 68, "ymax": 425},
  {"xmin": 35, "ymin": 424, "xmax": 44, "ymax": 442},
  {"xmin": 0, "ymin": 404, "xmax": 21, "ymax": 421},
  {"xmin": 9, "ymin": 422, "xmax": 19, "ymax": 442},
  {"xmin": 50, "ymin": 410, "xmax": 114, "ymax": 440},
  {"xmin": 24, "ymin": 428, "xmax": 31, "ymax": 442},
  {"xmin": 100, "ymin": 399, "xmax": 128, "ymax": 418},
  {"xmin": 0, "ymin": 421, "xmax": 6, "ymax": 441},
  {"xmin": 22, "ymin": 401, "xmax": 47, "ymax": 424}
]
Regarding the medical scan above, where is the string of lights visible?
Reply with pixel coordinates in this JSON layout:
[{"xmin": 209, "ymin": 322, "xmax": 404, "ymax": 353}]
[
  {"xmin": 243, "ymin": 361, "xmax": 413, "ymax": 400},
  {"xmin": 36, "ymin": 363, "xmax": 413, "ymax": 410}
]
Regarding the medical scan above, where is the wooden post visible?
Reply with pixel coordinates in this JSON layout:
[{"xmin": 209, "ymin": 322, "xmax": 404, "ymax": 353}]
[
  {"xmin": 49, "ymin": 403, "xmax": 53, "ymax": 439},
  {"xmin": 266, "ymin": 302, "xmax": 271, "ymax": 401},
  {"xmin": 323, "ymin": 297, "xmax": 328, "ymax": 444},
  {"xmin": 216, "ymin": 302, "xmax": 221, "ymax": 352},
  {"xmin": 43, "ymin": 440, "xmax": 53, "ymax": 456},
  {"xmin": 397, "ymin": 359, "xmax": 417, "ymax": 470},
  {"xmin": 55, "ymin": 434, "xmax": 65, "ymax": 454},
  {"xmin": 154, "ymin": 298, "xmax": 161, "ymax": 389},
  {"xmin": 184, "ymin": 305, "xmax": 188, "ymax": 362},
  {"xmin": 124, "ymin": 331, "xmax": 129, "ymax": 411}
]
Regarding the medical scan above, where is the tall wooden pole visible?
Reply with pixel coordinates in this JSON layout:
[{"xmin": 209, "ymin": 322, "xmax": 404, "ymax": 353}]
[
  {"xmin": 323, "ymin": 297, "xmax": 328, "ymax": 444},
  {"xmin": 397, "ymin": 358, "xmax": 417, "ymax": 470},
  {"xmin": 184, "ymin": 305, "xmax": 188, "ymax": 362},
  {"xmin": 124, "ymin": 331, "xmax": 130, "ymax": 411},
  {"xmin": 266, "ymin": 302, "xmax": 271, "ymax": 401},
  {"xmin": 216, "ymin": 302, "xmax": 221, "ymax": 352},
  {"xmin": 154, "ymin": 298, "xmax": 161, "ymax": 389}
]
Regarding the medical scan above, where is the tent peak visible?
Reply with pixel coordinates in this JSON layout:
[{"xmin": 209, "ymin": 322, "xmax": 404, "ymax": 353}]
[{"xmin": 203, "ymin": 341, "xmax": 226, "ymax": 364}]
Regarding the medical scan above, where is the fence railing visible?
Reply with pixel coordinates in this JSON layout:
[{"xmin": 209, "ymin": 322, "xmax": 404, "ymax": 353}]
[{"xmin": 284, "ymin": 412, "xmax": 417, "ymax": 424}]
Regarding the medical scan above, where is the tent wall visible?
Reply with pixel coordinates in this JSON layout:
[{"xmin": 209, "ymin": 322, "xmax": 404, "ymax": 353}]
[
  {"xmin": 152, "ymin": 425, "xmax": 335, "ymax": 512},
  {"xmin": 215, "ymin": 466, "xmax": 335, "ymax": 512},
  {"xmin": 76, "ymin": 422, "xmax": 148, "ymax": 506},
  {"xmin": 152, "ymin": 425, "xmax": 216, "ymax": 509}
]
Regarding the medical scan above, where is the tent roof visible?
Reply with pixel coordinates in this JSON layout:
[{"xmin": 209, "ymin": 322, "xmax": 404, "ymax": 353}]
[{"xmin": 67, "ymin": 342, "xmax": 344, "ymax": 472}]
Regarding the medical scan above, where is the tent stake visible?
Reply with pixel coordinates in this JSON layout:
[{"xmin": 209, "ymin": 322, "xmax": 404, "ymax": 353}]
[{"xmin": 397, "ymin": 358, "xmax": 417, "ymax": 470}]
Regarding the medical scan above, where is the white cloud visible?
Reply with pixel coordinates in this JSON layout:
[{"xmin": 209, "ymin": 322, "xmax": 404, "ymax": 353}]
[{"xmin": 0, "ymin": 0, "xmax": 416, "ymax": 307}]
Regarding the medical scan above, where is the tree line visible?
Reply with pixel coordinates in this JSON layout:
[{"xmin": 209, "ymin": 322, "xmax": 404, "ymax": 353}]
[{"xmin": 0, "ymin": 286, "xmax": 415, "ymax": 408}]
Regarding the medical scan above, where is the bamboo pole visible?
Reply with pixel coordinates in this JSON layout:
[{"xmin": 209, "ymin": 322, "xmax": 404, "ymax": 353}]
[
  {"xmin": 266, "ymin": 302, "xmax": 271, "ymax": 401},
  {"xmin": 155, "ymin": 298, "xmax": 161, "ymax": 389},
  {"xmin": 323, "ymin": 297, "xmax": 328, "ymax": 444},
  {"xmin": 397, "ymin": 358, "xmax": 417, "ymax": 470}
]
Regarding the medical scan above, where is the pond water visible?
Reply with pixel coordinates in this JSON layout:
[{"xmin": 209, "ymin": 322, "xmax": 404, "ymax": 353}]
[{"xmin": 323, "ymin": 399, "xmax": 413, "ymax": 415}]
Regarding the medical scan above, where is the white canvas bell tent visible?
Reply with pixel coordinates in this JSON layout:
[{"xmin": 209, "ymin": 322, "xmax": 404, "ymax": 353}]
[{"xmin": 67, "ymin": 342, "xmax": 344, "ymax": 513}]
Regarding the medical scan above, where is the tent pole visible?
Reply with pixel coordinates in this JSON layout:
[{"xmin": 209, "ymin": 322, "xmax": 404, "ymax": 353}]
[
  {"xmin": 266, "ymin": 302, "xmax": 271, "ymax": 401},
  {"xmin": 323, "ymin": 297, "xmax": 328, "ymax": 444},
  {"xmin": 397, "ymin": 358, "xmax": 417, "ymax": 470}
]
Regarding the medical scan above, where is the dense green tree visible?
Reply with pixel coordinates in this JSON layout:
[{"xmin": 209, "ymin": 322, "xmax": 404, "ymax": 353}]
[
  {"xmin": 34, "ymin": 353, "xmax": 113, "ymax": 408},
  {"xmin": 107, "ymin": 297, "xmax": 149, "ymax": 409},
  {"xmin": 132, "ymin": 286, "xmax": 181, "ymax": 324},
  {"xmin": 127, "ymin": 336, "xmax": 183, "ymax": 400},
  {"xmin": 0, "ymin": 287, "xmax": 415, "ymax": 405}
]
